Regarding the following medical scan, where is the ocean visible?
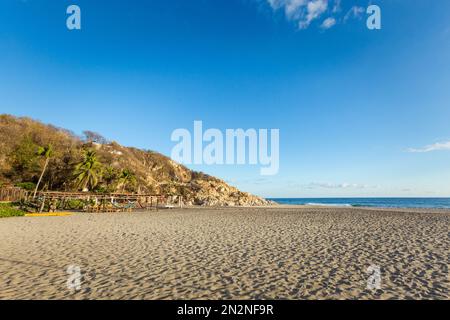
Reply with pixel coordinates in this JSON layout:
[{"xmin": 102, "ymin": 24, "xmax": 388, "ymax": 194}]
[{"xmin": 268, "ymin": 198, "xmax": 450, "ymax": 209}]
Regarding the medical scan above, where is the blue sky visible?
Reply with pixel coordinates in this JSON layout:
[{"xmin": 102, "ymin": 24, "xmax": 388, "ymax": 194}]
[{"xmin": 1, "ymin": 0, "xmax": 450, "ymax": 197}]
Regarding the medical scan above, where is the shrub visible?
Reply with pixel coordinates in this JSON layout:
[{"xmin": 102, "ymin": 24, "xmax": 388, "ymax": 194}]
[
  {"xmin": 0, "ymin": 203, "xmax": 25, "ymax": 218},
  {"xmin": 93, "ymin": 186, "xmax": 108, "ymax": 194},
  {"xmin": 15, "ymin": 182, "xmax": 36, "ymax": 191},
  {"xmin": 65, "ymin": 199, "xmax": 85, "ymax": 210}
]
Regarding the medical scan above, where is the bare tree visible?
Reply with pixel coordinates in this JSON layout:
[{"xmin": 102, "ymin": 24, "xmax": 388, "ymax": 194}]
[{"xmin": 82, "ymin": 131, "xmax": 109, "ymax": 144}]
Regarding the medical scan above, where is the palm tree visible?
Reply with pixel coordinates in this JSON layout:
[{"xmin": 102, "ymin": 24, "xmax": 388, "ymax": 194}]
[
  {"xmin": 73, "ymin": 150, "xmax": 102, "ymax": 192},
  {"xmin": 33, "ymin": 144, "xmax": 53, "ymax": 198},
  {"xmin": 119, "ymin": 169, "xmax": 136, "ymax": 193}
]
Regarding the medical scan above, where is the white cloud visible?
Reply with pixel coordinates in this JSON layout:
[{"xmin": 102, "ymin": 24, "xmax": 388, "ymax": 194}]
[
  {"xmin": 265, "ymin": 1, "xmax": 368, "ymax": 30},
  {"xmin": 407, "ymin": 141, "xmax": 450, "ymax": 153},
  {"xmin": 285, "ymin": 0, "xmax": 307, "ymax": 19},
  {"xmin": 308, "ymin": 182, "xmax": 374, "ymax": 189},
  {"xmin": 343, "ymin": 5, "xmax": 365, "ymax": 21},
  {"xmin": 301, "ymin": 0, "xmax": 328, "ymax": 28},
  {"xmin": 266, "ymin": 0, "xmax": 329, "ymax": 29},
  {"xmin": 321, "ymin": 17, "xmax": 336, "ymax": 29}
]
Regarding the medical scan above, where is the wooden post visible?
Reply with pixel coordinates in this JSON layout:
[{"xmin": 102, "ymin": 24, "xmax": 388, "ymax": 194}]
[{"xmin": 39, "ymin": 195, "xmax": 46, "ymax": 213}]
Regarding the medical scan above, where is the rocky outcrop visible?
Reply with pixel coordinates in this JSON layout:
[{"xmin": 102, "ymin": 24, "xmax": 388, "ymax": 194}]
[{"xmin": 179, "ymin": 179, "xmax": 274, "ymax": 207}]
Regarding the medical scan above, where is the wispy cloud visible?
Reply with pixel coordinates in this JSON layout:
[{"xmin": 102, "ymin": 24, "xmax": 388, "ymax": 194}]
[
  {"xmin": 264, "ymin": 0, "xmax": 367, "ymax": 30},
  {"xmin": 332, "ymin": 0, "xmax": 341, "ymax": 13},
  {"xmin": 307, "ymin": 182, "xmax": 376, "ymax": 189},
  {"xmin": 407, "ymin": 141, "xmax": 450, "ymax": 153},
  {"xmin": 343, "ymin": 5, "xmax": 365, "ymax": 22},
  {"xmin": 321, "ymin": 17, "xmax": 336, "ymax": 29},
  {"xmin": 302, "ymin": 0, "xmax": 328, "ymax": 29},
  {"xmin": 225, "ymin": 178, "xmax": 272, "ymax": 185},
  {"xmin": 267, "ymin": 0, "xmax": 328, "ymax": 29}
]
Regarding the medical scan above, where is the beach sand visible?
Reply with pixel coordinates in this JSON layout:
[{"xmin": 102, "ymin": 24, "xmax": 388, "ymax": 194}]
[{"xmin": 0, "ymin": 207, "xmax": 448, "ymax": 299}]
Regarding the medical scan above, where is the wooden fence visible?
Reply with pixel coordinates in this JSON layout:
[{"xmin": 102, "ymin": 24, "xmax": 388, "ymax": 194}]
[
  {"xmin": 0, "ymin": 187, "xmax": 183, "ymax": 212},
  {"xmin": 0, "ymin": 187, "xmax": 29, "ymax": 202},
  {"xmin": 28, "ymin": 191, "xmax": 183, "ymax": 213}
]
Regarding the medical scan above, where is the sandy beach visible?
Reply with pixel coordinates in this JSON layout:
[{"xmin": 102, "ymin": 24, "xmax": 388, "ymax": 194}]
[{"xmin": 0, "ymin": 206, "xmax": 448, "ymax": 300}]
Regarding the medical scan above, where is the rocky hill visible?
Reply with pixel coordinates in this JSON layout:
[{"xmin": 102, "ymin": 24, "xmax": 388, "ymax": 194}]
[{"xmin": 0, "ymin": 114, "xmax": 271, "ymax": 206}]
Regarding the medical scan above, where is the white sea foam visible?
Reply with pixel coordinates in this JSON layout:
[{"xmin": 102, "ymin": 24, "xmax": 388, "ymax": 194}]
[{"xmin": 305, "ymin": 203, "xmax": 352, "ymax": 207}]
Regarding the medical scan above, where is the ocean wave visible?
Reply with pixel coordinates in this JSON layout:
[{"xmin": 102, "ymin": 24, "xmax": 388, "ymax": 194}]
[
  {"xmin": 305, "ymin": 203, "xmax": 352, "ymax": 207},
  {"xmin": 270, "ymin": 198, "xmax": 450, "ymax": 209},
  {"xmin": 350, "ymin": 204, "xmax": 374, "ymax": 207}
]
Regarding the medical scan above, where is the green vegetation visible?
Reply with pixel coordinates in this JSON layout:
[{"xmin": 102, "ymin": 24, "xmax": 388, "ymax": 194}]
[
  {"xmin": 15, "ymin": 182, "xmax": 36, "ymax": 191},
  {"xmin": 119, "ymin": 169, "xmax": 136, "ymax": 192},
  {"xmin": 65, "ymin": 199, "xmax": 85, "ymax": 210},
  {"xmin": 0, "ymin": 115, "xmax": 180, "ymax": 194},
  {"xmin": 73, "ymin": 150, "xmax": 102, "ymax": 191},
  {"xmin": 9, "ymin": 136, "xmax": 41, "ymax": 182},
  {"xmin": 102, "ymin": 166, "xmax": 120, "ymax": 192},
  {"xmin": 0, "ymin": 203, "xmax": 25, "ymax": 218}
]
